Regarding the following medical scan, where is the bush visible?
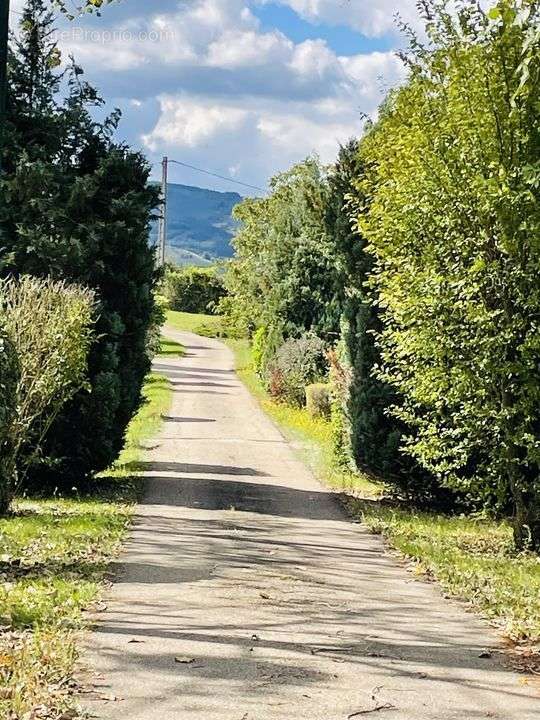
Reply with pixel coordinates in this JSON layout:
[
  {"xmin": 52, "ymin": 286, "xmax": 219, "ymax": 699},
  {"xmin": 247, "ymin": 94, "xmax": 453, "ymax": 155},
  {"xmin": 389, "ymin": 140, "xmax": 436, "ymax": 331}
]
[
  {"xmin": 268, "ymin": 335, "xmax": 328, "ymax": 406},
  {"xmin": 222, "ymin": 159, "xmax": 339, "ymax": 340},
  {"xmin": 146, "ymin": 293, "xmax": 167, "ymax": 359},
  {"xmin": 163, "ymin": 266, "xmax": 225, "ymax": 314},
  {"xmin": 325, "ymin": 141, "xmax": 414, "ymax": 485},
  {"xmin": 252, "ymin": 325, "xmax": 281, "ymax": 376},
  {"xmin": 0, "ymin": 277, "xmax": 95, "ymax": 510},
  {"xmin": 305, "ymin": 383, "xmax": 332, "ymax": 419}
]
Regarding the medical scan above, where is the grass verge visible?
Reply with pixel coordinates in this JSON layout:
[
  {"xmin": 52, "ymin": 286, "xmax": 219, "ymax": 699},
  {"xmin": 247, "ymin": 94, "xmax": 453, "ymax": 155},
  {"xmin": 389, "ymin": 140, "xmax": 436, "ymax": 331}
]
[
  {"xmin": 165, "ymin": 310, "xmax": 223, "ymax": 338},
  {"xmin": 345, "ymin": 499, "xmax": 540, "ymax": 645},
  {"xmin": 0, "ymin": 372, "xmax": 172, "ymax": 718},
  {"xmin": 226, "ymin": 334, "xmax": 540, "ymax": 649}
]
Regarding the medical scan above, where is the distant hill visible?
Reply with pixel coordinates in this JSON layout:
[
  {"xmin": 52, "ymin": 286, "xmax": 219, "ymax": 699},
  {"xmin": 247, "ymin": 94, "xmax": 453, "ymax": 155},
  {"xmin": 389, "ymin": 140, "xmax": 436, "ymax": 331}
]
[
  {"xmin": 166, "ymin": 247, "xmax": 214, "ymax": 267},
  {"xmin": 150, "ymin": 183, "xmax": 242, "ymax": 263}
]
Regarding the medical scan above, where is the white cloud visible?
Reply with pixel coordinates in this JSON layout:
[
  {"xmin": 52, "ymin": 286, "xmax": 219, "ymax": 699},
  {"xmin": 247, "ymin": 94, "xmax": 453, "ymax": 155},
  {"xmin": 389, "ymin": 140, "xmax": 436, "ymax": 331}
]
[
  {"xmin": 141, "ymin": 89, "xmax": 370, "ymax": 191},
  {"xmin": 257, "ymin": 110, "xmax": 357, "ymax": 162},
  {"xmin": 128, "ymin": 2, "xmax": 407, "ymax": 188},
  {"xmin": 143, "ymin": 96, "xmax": 249, "ymax": 149},
  {"xmin": 11, "ymin": 0, "xmax": 411, "ymax": 188},
  {"xmin": 269, "ymin": 0, "xmax": 421, "ymax": 36},
  {"xmin": 206, "ymin": 29, "xmax": 292, "ymax": 68},
  {"xmin": 289, "ymin": 39, "xmax": 338, "ymax": 79},
  {"xmin": 340, "ymin": 50, "xmax": 407, "ymax": 105}
]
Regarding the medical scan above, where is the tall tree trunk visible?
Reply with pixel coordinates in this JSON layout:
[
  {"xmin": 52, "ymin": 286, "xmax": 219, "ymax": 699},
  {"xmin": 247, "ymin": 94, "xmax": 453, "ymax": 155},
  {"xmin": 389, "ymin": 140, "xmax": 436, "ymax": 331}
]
[{"xmin": 512, "ymin": 481, "xmax": 540, "ymax": 551}]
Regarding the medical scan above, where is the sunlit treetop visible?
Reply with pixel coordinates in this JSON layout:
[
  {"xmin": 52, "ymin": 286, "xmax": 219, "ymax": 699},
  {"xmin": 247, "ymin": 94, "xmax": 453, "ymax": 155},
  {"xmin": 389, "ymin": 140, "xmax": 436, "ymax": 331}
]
[{"xmin": 52, "ymin": 0, "xmax": 113, "ymax": 20}]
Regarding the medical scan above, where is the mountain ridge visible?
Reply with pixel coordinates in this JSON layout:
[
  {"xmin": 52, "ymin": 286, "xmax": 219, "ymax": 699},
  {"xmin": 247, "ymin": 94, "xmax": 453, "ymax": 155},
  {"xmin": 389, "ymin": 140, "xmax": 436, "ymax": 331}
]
[{"xmin": 150, "ymin": 182, "xmax": 243, "ymax": 263}]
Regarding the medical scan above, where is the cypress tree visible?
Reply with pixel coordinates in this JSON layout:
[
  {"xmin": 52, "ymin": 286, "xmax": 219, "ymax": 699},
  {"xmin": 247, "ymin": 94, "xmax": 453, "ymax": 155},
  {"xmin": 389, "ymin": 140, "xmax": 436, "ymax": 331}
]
[{"xmin": 327, "ymin": 140, "xmax": 444, "ymax": 503}]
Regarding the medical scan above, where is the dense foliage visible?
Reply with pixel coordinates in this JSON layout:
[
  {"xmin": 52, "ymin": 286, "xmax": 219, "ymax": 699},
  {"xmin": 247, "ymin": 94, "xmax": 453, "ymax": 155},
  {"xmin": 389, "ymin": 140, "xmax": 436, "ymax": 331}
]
[
  {"xmin": 163, "ymin": 265, "xmax": 225, "ymax": 314},
  {"xmin": 0, "ymin": 277, "xmax": 95, "ymax": 511},
  {"xmin": 0, "ymin": 1, "xmax": 160, "ymax": 485},
  {"xmin": 326, "ymin": 141, "xmax": 419, "ymax": 487},
  {"xmin": 0, "ymin": 322, "xmax": 19, "ymax": 511},
  {"xmin": 225, "ymin": 0, "xmax": 540, "ymax": 549},
  {"xmin": 360, "ymin": 0, "xmax": 540, "ymax": 547},
  {"xmin": 223, "ymin": 159, "xmax": 338, "ymax": 342}
]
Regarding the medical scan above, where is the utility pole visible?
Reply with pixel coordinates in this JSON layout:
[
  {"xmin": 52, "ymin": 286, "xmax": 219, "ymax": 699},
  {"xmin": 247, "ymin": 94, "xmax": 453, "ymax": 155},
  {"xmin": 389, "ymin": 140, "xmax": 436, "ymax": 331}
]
[
  {"xmin": 0, "ymin": 0, "xmax": 10, "ymax": 175},
  {"xmin": 157, "ymin": 155, "xmax": 168, "ymax": 267}
]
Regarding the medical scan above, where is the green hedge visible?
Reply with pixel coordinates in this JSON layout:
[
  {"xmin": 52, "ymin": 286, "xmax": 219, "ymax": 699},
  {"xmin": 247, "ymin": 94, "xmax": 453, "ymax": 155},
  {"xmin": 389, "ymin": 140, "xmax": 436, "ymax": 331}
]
[{"xmin": 163, "ymin": 266, "xmax": 225, "ymax": 314}]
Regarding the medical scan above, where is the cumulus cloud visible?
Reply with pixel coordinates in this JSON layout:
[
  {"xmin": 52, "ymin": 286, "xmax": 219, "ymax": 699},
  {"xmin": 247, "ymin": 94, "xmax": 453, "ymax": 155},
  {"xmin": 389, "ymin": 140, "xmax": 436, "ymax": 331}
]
[
  {"xmin": 206, "ymin": 29, "xmax": 292, "ymax": 68},
  {"xmin": 268, "ymin": 0, "xmax": 421, "ymax": 36},
  {"xmin": 142, "ymin": 96, "xmax": 249, "ymax": 149},
  {"xmin": 9, "ymin": 0, "xmax": 413, "ymax": 189},
  {"xmin": 289, "ymin": 39, "xmax": 338, "ymax": 79},
  {"xmin": 141, "ymin": 85, "xmax": 378, "ymax": 191}
]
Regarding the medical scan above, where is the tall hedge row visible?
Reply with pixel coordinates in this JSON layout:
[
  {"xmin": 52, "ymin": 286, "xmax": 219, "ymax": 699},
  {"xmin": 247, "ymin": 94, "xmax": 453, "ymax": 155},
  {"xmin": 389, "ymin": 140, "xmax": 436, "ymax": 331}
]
[
  {"xmin": 0, "ymin": 277, "xmax": 95, "ymax": 511},
  {"xmin": 360, "ymin": 0, "xmax": 540, "ymax": 547},
  {"xmin": 224, "ymin": 0, "xmax": 540, "ymax": 548},
  {"xmin": 0, "ymin": 1, "xmax": 160, "ymax": 488}
]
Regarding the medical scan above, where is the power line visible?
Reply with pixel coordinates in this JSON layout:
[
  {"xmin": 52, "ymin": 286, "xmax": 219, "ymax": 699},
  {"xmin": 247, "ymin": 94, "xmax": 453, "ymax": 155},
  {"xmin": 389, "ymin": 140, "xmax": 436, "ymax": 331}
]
[{"xmin": 168, "ymin": 158, "xmax": 264, "ymax": 193}]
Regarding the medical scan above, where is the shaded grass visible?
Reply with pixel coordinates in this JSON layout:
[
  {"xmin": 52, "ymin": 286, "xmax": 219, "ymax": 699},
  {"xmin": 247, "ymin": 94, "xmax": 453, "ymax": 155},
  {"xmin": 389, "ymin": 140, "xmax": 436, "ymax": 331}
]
[
  {"xmin": 0, "ymin": 372, "xmax": 172, "ymax": 717},
  {"xmin": 159, "ymin": 336, "xmax": 186, "ymax": 358},
  {"xmin": 228, "ymin": 338, "xmax": 540, "ymax": 647}
]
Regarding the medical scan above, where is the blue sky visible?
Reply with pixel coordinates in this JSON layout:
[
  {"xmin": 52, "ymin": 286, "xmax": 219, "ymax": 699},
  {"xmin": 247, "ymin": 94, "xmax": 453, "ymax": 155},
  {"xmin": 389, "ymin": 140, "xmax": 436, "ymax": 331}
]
[{"xmin": 10, "ymin": 0, "xmax": 419, "ymax": 194}]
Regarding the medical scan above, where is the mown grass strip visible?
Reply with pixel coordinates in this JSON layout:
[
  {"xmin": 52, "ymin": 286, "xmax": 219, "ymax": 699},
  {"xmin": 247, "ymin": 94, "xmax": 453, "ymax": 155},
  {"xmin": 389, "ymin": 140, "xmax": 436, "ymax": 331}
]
[{"xmin": 0, "ymin": 372, "xmax": 172, "ymax": 717}]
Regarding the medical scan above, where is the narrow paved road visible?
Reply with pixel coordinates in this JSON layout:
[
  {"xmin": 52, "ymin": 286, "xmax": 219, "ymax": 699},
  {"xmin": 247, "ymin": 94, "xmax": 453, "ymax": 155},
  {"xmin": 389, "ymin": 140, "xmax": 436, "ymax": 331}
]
[{"xmin": 85, "ymin": 329, "xmax": 538, "ymax": 720}]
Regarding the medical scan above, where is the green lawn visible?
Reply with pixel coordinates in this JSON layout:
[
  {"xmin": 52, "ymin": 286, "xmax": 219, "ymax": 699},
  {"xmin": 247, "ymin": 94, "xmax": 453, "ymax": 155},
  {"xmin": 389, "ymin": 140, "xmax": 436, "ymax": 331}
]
[
  {"xmin": 0, "ymin": 372, "xmax": 172, "ymax": 717},
  {"xmin": 165, "ymin": 309, "xmax": 224, "ymax": 338},
  {"xmin": 227, "ymin": 337, "xmax": 540, "ymax": 648}
]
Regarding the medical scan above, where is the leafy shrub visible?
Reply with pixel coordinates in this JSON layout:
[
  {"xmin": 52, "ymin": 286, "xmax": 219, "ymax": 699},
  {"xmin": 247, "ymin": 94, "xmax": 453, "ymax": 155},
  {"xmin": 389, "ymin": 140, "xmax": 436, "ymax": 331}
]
[
  {"xmin": 305, "ymin": 383, "xmax": 332, "ymax": 419},
  {"xmin": 361, "ymin": 0, "xmax": 540, "ymax": 545},
  {"xmin": 222, "ymin": 159, "xmax": 339, "ymax": 341},
  {"xmin": 163, "ymin": 266, "xmax": 225, "ymax": 314},
  {"xmin": 252, "ymin": 326, "xmax": 267, "ymax": 375},
  {"xmin": 252, "ymin": 325, "xmax": 277, "ymax": 376},
  {"xmin": 146, "ymin": 294, "xmax": 167, "ymax": 359},
  {"xmin": 268, "ymin": 335, "xmax": 328, "ymax": 406},
  {"xmin": 0, "ymin": 277, "xmax": 95, "ymax": 510}
]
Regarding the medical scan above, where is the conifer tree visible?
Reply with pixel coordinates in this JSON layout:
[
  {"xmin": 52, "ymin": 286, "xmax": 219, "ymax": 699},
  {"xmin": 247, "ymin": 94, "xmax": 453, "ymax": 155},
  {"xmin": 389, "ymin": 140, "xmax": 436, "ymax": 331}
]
[
  {"xmin": 327, "ymin": 140, "xmax": 444, "ymax": 503},
  {"xmin": 1, "ymin": 0, "xmax": 160, "ymax": 485}
]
